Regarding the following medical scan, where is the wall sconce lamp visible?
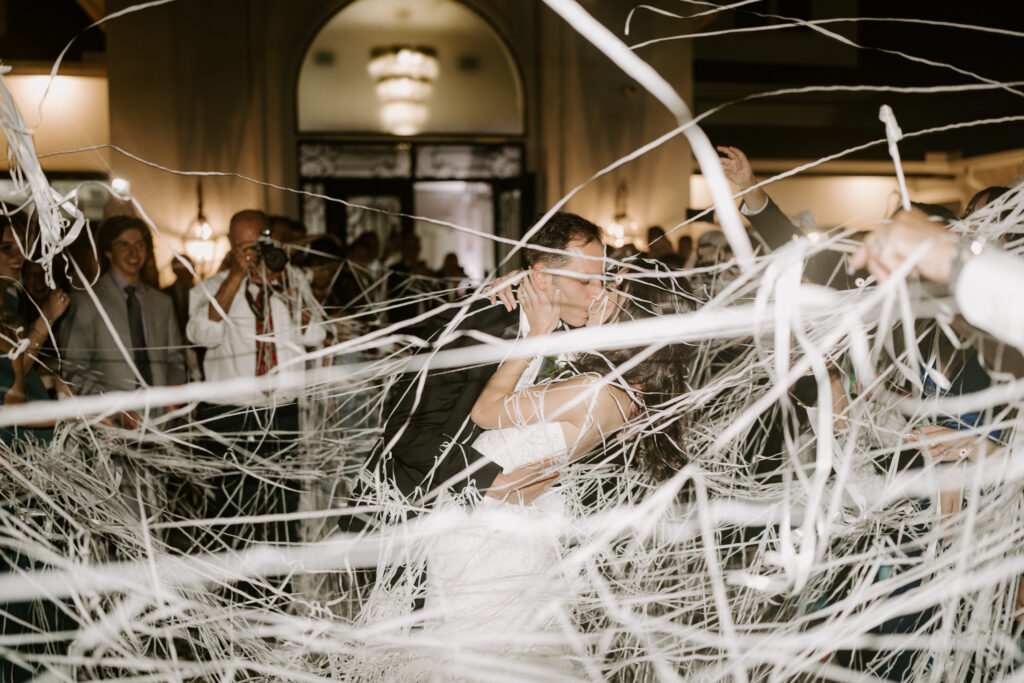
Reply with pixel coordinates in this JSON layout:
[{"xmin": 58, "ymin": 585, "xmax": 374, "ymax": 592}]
[
  {"xmin": 183, "ymin": 179, "xmax": 216, "ymax": 279},
  {"xmin": 605, "ymin": 181, "xmax": 639, "ymax": 249}
]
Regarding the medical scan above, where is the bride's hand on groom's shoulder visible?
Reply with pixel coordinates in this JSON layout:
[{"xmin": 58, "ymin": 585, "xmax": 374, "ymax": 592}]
[
  {"xmin": 485, "ymin": 269, "xmax": 526, "ymax": 312},
  {"xmin": 520, "ymin": 277, "xmax": 561, "ymax": 336}
]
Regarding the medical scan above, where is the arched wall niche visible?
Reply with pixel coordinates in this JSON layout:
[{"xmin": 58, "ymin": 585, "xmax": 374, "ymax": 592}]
[{"xmin": 296, "ymin": 0, "xmax": 525, "ymax": 137}]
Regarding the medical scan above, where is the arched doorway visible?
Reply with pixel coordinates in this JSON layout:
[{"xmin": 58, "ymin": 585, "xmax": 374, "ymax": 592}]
[{"xmin": 295, "ymin": 0, "xmax": 530, "ymax": 281}]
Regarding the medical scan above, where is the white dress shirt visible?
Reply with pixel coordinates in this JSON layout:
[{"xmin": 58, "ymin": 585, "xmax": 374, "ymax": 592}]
[
  {"xmin": 956, "ymin": 247, "xmax": 1024, "ymax": 353},
  {"xmin": 514, "ymin": 308, "xmax": 576, "ymax": 390},
  {"xmin": 516, "ymin": 308, "xmax": 544, "ymax": 391},
  {"xmin": 186, "ymin": 266, "xmax": 326, "ymax": 406}
]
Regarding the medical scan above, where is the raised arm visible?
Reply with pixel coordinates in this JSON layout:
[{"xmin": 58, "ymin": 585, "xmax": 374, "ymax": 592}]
[
  {"xmin": 718, "ymin": 146, "xmax": 767, "ymax": 213},
  {"xmin": 470, "ymin": 275, "xmax": 559, "ymax": 428},
  {"xmin": 718, "ymin": 145, "xmax": 801, "ymax": 252},
  {"xmin": 471, "ymin": 276, "xmax": 628, "ymax": 436},
  {"xmin": 18, "ymin": 290, "xmax": 69, "ymax": 378},
  {"xmin": 208, "ymin": 247, "xmax": 248, "ymax": 323},
  {"xmin": 186, "ymin": 275, "xmax": 231, "ymax": 348},
  {"xmin": 852, "ymin": 207, "xmax": 1024, "ymax": 352}
]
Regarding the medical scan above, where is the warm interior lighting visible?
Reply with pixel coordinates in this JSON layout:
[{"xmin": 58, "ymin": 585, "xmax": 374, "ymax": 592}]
[
  {"xmin": 0, "ymin": 74, "xmax": 110, "ymax": 171},
  {"xmin": 368, "ymin": 45, "xmax": 439, "ymax": 82},
  {"xmin": 375, "ymin": 77, "xmax": 432, "ymax": 102},
  {"xmin": 183, "ymin": 180, "xmax": 216, "ymax": 278},
  {"xmin": 379, "ymin": 101, "xmax": 429, "ymax": 137},
  {"xmin": 605, "ymin": 181, "xmax": 640, "ymax": 249},
  {"xmin": 110, "ymin": 177, "xmax": 130, "ymax": 197},
  {"xmin": 368, "ymin": 45, "xmax": 439, "ymax": 136}
]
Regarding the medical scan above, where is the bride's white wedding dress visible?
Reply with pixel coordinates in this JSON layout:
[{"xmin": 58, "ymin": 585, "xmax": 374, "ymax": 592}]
[{"xmin": 423, "ymin": 421, "xmax": 582, "ymax": 680}]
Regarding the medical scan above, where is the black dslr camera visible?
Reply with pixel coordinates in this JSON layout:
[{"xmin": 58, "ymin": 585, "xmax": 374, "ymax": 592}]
[{"xmin": 258, "ymin": 228, "xmax": 288, "ymax": 272}]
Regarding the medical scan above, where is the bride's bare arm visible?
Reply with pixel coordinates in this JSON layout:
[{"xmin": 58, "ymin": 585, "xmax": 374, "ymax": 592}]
[
  {"xmin": 471, "ymin": 273, "xmax": 558, "ymax": 428},
  {"xmin": 472, "ymin": 275, "xmax": 630, "ymax": 433},
  {"xmin": 473, "ymin": 373, "xmax": 625, "ymax": 430},
  {"xmin": 471, "ymin": 351, "xmax": 535, "ymax": 428}
]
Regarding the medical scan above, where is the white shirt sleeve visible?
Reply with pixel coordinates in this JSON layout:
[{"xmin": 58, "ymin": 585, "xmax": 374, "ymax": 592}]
[
  {"xmin": 955, "ymin": 248, "xmax": 1024, "ymax": 352},
  {"xmin": 186, "ymin": 276, "xmax": 228, "ymax": 348},
  {"xmin": 740, "ymin": 198, "xmax": 767, "ymax": 217}
]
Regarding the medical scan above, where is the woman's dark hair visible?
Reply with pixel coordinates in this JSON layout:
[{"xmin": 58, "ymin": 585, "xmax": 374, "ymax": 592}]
[
  {"xmin": 574, "ymin": 259, "xmax": 696, "ymax": 481},
  {"xmin": 963, "ymin": 186, "xmax": 1009, "ymax": 221},
  {"xmin": 909, "ymin": 201, "xmax": 957, "ymax": 224},
  {"xmin": 1, "ymin": 203, "xmax": 31, "ymax": 238}
]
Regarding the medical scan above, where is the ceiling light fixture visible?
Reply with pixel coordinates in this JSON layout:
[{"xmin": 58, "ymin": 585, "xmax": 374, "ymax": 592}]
[{"xmin": 368, "ymin": 45, "xmax": 439, "ymax": 136}]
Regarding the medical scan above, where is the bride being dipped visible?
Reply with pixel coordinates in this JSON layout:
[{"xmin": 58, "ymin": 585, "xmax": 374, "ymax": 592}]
[{"xmin": 423, "ymin": 260, "xmax": 697, "ymax": 677}]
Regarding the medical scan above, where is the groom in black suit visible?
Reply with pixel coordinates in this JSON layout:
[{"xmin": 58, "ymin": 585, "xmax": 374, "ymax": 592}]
[{"xmin": 340, "ymin": 212, "xmax": 606, "ymax": 530}]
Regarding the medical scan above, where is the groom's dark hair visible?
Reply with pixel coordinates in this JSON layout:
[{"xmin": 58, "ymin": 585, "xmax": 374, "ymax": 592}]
[{"xmin": 523, "ymin": 212, "xmax": 602, "ymax": 269}]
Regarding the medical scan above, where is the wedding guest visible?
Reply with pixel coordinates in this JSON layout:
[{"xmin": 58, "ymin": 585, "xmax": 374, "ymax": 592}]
[
  {"xmin": 186, "ymin": 209, "xmax": 325, "ymax": 554},
  {"xmin": 161, "ymin": 254, "xmax": 196, "ymax": 339},
  {"xmin": 436, "ymin": 252, "xmax": 468, "ymax": 300},
  {"xmin": 0, "ymin": 213, "xmax": 71, "ymax": 446},
  {"xmin": 645, "ymin": 225, "xmax": 674, "ymax": 260},
  {"xmin": 677, "ymin": 235, "xmax": 693, "ymax": 264},
  {"xmin": 59, "ymin": 216, "xmax": 186, "ymax": 427},
  {"xmin": 852, "ymin": 206, "xmax": 1024, "ymax": 352}
]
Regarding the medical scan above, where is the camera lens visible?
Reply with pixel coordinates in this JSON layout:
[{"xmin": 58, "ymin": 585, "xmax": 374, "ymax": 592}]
[{"xmin": 261, "ymin": 243, "xmax": 288, "ymax": 272}]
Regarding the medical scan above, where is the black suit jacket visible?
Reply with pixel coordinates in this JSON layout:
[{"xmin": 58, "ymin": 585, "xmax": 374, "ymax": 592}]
[
  {"xmin": 376, "ymin": 299, "xmax": 519, "ymax": 504},
  {"xmin": 746, "ymin": 196, "xmax": 851, "ymax": 289}
]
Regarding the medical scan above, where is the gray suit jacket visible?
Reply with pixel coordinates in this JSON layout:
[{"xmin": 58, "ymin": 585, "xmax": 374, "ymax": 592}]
[{"xmin": 60, "ymin": 272, "xmax": 187, "ymax": 394}]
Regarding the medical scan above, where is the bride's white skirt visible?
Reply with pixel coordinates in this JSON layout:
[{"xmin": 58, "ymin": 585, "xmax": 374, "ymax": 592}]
[
  {"xmin": 421, "ymin": 493, "xmax": 583, "ymax": 681},
  {"xmin": 353, "ymin": 422, "xmax": 585, "ymax": 680}
]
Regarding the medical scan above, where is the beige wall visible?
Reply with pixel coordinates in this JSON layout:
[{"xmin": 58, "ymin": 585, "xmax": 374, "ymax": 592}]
[
  {"xmin": 537, "ymin": 3, "xmax": 693, "ymax": 239},
  {"xmin": 95, "ymin": 0, "xmax": 693, "ymax": 272},
  {"xmin": 690, "ymin": 174, "xmax": 900, "ymax": 234},
  {"xmin": 0, "ymin": 74, "xmax": 110, "ymax": 172},
  {"xmin": 105, "ymin": 0, "xmax": 271, "ymax": 267},
  {"xmin": 104, "ymin": 1, "xmax": 529, "ymax": 236},
  {"xmin": 688, "ymin": 149, "xmax": 1024, "ymax": 241}
]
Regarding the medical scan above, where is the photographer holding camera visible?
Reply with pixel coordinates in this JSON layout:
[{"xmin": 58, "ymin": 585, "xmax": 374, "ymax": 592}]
[{"xmin": 185, "ymin": 209, "xmax": 325, "ymax": 559}]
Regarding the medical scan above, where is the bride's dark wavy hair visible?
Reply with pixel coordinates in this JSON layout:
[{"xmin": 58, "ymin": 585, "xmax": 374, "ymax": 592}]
[{"xmin": 574, "ymin": 260, "xmax": 697, "ymax": 481}]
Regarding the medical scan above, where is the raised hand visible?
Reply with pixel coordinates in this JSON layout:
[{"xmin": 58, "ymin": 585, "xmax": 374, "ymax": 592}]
[
  {"xmin": 40, "ymin": 289, "xmax": 70, "ymax": 325},
  {"xmin": 717, "ymin": 145, "xmax": 755, "ymax": 190},
  {"xmin": 518, "ymin": 276, "xmax": 560, "ymax": 337},
  {"xmin": 717, "ymin": 145, "xmax": 767, "ymax": 212},
  {"xmin": 850, "ymin": 208, "xmax": 957, "ymax": 284},
  {"xmin": 484, "ymin": 269, "xmax": 527, "ymax": 312},
  {"xmin": 226, "ymin": 246, "xmax": 256, "ymax": 280}
]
